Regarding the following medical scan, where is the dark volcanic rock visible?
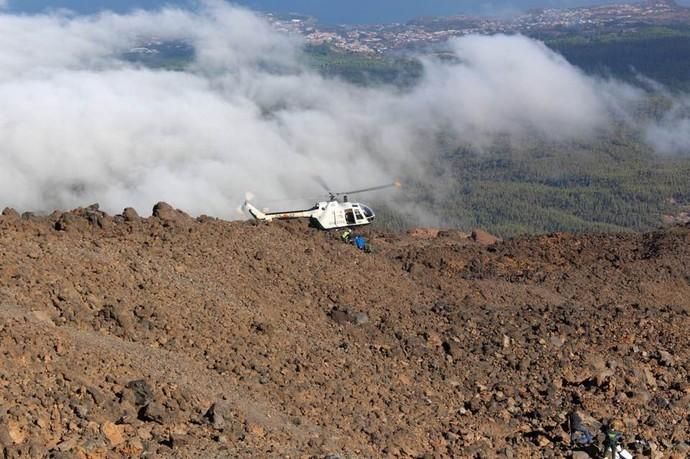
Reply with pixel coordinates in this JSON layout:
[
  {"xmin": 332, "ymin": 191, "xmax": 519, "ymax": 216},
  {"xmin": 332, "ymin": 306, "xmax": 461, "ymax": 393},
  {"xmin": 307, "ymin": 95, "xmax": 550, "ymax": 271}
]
[
  {"xmin": 139, "ymin": 402, "xmax": 169, "ymax": 424},
  {"xmin": 471, "ymin": 229, "xmax": 500, "ymax": 246},
  {"xmin": 1, "ymin": 208, "xmax": 20, "ymax": 219},
  {"xmin": 206, "ymin": 400, "xmax": 244, "ymax": 440},
  {"xmin": 329, "ymin": 308, "xmax": 351, "ymax": 325},
  {"xmin": 122, "ymin": 207, "xmax": 140, "ymax": 222},
  {"xmin": 152, "ymin": 202, "xmax": 192, "ymax": 224},
  {"xmin": 125, "ymin": 380, "xmax": 154, "ymax": 407}
]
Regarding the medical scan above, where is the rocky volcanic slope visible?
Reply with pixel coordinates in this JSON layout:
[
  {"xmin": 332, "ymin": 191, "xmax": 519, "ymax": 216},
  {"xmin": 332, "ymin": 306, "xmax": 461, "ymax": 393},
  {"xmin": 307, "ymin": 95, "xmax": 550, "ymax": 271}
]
[{"xmin": 0, "ymin": 204, "xmax": 688, "ymax": 459}]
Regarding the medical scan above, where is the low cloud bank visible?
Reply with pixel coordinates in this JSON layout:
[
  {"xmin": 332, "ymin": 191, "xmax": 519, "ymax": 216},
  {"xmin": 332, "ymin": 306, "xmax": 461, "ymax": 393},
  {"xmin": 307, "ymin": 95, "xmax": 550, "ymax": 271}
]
[
  {"xmin": 644, "ymin": 95, "xmax": 690, "ymax": 154},
  {"xmin": 0, "ymin": 2, "xmax": 687, "ymax": 216}
]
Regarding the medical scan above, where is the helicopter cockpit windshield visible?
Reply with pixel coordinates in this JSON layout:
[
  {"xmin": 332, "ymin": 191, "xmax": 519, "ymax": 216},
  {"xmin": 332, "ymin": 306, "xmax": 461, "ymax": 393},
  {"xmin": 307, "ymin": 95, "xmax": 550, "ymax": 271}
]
[{"xmin": 361, "ymin": 205, "xmax": 374, "ymax": 219}]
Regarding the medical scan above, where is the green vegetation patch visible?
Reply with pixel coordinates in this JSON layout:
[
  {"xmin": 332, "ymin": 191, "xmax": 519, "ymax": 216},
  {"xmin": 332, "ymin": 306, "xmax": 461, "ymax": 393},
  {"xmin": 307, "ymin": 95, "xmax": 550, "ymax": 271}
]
[
  {"xmin": 303, "ymin": 44, "xmax": 423, "ymax": 87},
  {"xmin": 375, "ymin": 133, "xmax": 690, "ymax": 237}
]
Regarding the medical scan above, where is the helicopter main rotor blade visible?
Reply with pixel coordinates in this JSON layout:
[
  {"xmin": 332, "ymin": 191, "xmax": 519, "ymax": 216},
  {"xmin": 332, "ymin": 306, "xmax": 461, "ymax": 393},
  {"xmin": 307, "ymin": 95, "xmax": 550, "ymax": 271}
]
[
  {"xmin": 312, "ymin": 175, "xmax": 331, "ymax": 193},
  {"xmin": 334, "ymin": 180, "xmax": 402, "ymax": 197}
]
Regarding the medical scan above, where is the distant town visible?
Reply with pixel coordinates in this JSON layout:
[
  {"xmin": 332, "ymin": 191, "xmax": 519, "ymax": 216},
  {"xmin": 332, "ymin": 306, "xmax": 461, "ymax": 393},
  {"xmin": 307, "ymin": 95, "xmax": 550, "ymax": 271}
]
[{"xmin": 267, "ymin": 0, "xmax": 690, "ymax": 54}]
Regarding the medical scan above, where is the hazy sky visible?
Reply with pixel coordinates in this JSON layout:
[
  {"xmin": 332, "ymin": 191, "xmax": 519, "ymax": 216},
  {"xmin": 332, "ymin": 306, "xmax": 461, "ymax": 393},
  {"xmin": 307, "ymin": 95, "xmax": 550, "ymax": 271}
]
[{"xmin": 5, "ymin": 0, "xmax": 690, "ymax": 24}]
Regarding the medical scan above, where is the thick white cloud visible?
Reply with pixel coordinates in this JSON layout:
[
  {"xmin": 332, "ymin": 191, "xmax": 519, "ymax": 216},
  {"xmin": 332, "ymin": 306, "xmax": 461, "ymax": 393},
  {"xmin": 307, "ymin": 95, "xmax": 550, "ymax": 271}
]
[
  {"xmin": 0, "ymin": 2, "xmax": 686, "ymax": 216},
  {"xmin": 644, "ymin": 96, "xmax": 690, "ymax": 154},
  {"xmin": 409, "ymin": 35, "xmax": 620, "ymax": 144}
]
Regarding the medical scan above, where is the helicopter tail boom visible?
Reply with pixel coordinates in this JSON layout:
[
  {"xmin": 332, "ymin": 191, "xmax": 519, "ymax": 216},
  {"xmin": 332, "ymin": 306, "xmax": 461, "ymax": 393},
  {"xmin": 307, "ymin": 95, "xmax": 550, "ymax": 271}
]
[{"xmin": 243, "ymin": 200, "xmax": 323, "ymax": 222}]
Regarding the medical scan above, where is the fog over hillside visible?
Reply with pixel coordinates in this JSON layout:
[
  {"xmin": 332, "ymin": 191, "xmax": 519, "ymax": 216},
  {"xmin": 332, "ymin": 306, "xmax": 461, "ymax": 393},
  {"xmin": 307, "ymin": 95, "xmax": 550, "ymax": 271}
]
[{"xmin": 0, "ymin": 1, "xmax": 688, "ymax": 216}]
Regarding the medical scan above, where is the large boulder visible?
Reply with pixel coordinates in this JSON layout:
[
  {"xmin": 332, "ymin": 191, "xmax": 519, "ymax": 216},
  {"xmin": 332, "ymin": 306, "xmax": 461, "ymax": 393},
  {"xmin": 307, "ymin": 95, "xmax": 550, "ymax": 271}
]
[
  {"xmin": 152, "ymin": 202, "xmax": 192, "ymax": 226},
  {"xmin": 471, "ymin": 229, "xmax": 501, "ymax": 246},
  {"xmin": 1, "ymin": 208, "xmax": 20, "ymax": 220},
  {"xmin": 122, "ymin": 207, "xmax": 140, "ymax": 222},
  {"xmin": 54, "ymin": 204, "xmax": 111, "ymax": 231}
]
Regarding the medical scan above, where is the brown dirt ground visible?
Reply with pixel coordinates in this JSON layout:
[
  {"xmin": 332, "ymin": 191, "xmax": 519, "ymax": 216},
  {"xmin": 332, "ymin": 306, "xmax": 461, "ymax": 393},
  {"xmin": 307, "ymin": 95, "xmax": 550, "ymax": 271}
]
[{"xmin": 0, "ymin": 204, "xmax": 688, "ymax": 458}]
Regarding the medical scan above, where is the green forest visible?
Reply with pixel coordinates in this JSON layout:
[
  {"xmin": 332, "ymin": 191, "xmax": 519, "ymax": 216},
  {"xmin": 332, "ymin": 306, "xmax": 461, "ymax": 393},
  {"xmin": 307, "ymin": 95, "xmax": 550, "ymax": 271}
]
[
  {"xmin": 373, "ymin": 134, "xmax": 690, "ymax": 237},
  {"xmin": 303, "ymin": 44, "xmax": 424, "ymax": 87}
]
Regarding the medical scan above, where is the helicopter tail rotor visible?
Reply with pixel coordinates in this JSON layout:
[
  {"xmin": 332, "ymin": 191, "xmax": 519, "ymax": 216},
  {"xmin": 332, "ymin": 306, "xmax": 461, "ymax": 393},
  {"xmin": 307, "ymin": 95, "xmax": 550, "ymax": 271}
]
[{"xmin": 239, "ymin": 191, "xmax": 259, "ymax": 217}]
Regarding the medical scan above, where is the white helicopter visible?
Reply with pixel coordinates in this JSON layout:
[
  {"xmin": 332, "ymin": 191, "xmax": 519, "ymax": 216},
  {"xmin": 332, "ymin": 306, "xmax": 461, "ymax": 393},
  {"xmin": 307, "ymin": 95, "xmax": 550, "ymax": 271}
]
[{"xmin": 242, "ymin": 180, "xmax": 401, "ymax": 230}]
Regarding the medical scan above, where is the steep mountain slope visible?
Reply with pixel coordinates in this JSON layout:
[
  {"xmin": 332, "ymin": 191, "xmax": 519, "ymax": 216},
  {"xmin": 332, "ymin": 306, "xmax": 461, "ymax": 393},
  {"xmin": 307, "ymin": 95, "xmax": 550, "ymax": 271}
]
[{"xmin": 0, "ymin": 204, "xmax": 688, "ymax": 458}]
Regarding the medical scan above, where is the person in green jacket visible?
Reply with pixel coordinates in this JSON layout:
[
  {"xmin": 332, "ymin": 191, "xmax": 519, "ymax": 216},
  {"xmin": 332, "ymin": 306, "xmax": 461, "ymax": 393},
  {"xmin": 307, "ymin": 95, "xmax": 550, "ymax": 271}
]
[{"xmin": 340, "ymin": 229, "xmax": 352, "ymax": 243}]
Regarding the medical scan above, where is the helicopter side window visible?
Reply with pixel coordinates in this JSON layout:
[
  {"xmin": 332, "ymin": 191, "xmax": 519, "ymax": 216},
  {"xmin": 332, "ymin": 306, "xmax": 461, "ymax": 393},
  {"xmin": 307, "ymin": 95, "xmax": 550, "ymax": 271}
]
[
  {"xmin": 345, "ymin": 209, "xmax": 356, "ymax": 225},
  {"xmin": 354, "ymin": 210, "xmax": 364, "ymax": 221}
]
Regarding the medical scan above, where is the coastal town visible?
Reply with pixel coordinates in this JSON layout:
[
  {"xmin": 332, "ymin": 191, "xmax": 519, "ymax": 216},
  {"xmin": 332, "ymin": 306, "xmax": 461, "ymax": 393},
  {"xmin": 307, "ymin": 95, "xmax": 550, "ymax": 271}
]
[{"xmin": 267, "ymin": 0, "xmax": 690, "ymax": 54}]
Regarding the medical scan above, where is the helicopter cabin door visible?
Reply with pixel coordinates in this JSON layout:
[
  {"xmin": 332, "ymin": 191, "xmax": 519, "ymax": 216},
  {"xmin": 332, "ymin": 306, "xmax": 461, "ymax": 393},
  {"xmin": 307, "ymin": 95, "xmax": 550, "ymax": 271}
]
[
  {"xmin": 320, "ymin": 202, "xmax": 347, "ymax": 229},
  {"xmin": 344, "ymin": 209, "xmax": 356, "ymax": 225}
]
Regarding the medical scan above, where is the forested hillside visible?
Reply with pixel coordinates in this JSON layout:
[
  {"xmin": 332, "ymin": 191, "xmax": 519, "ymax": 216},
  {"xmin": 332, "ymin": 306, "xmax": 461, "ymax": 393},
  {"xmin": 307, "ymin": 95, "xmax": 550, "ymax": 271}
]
[
  {"xmin": 374, "ymin": 134, "xmax": 690, "ymax": 237},
  {"xmin": 549, "ymin": 25, "xmax": 690, "ymax": 90}
]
